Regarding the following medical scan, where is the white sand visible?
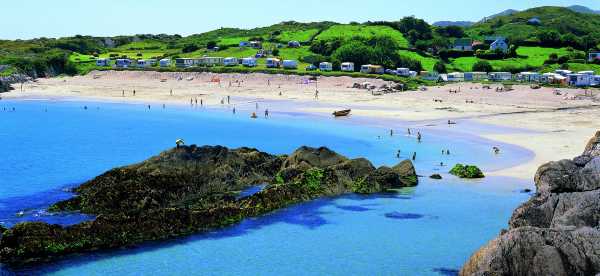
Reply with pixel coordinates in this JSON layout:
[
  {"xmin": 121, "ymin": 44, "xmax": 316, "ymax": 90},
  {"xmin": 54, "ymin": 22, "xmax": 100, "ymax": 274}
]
[{"xmin": 3, "ymin": 70, "xmax": 600, "ymax": 180}]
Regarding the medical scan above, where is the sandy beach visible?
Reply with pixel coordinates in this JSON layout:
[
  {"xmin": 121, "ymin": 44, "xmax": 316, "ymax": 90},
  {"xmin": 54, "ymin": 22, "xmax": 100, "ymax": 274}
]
[{"xmin": 2, "ymin": 70, "xmax": 599, "ymax": 180}]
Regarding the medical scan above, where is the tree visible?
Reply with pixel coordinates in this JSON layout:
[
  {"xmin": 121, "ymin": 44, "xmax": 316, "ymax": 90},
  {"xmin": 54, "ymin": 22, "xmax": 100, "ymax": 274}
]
[
  {"xmin": 435, "ymin": 26, "xmax": 464, "ymax": 38},
  {"xmin": 182, "ymin": 44, "xmax": 199, "ymax": 53},
  {"xmin": 472, "ymin": 60, "xmax": 493, "ymax": 72},
  {"xmin": 433, "ymin": 61, "xmax": 447, "ymax": 73},
  {"xmin": 537, "ymin": 30, "xmax": 561, "ymax": 47},
  {"xmin": 272, "ymin": 49, "xmax": 280, "ymax": 56},
  {"xmin": 206, "ymin": 41, "xmax": 217, "ymax": 49}
]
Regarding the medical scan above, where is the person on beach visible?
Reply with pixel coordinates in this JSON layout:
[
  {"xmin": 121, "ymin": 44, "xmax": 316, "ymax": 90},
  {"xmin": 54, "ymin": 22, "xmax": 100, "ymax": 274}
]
[
  {"xmin": 407, "ymin": 128, "xmax": 411, "ymax": 135},
  {"xmin": 133, "ymin": 90, "xmax": 136, "ymax": 96},
  {"xmin": 170, "ymin": 89, "xmax": 173, "ymax": 96},
  {"xmin": 315, "ymin": 90, "xmax": 319, "ymax": 100},
  {"xmin": 233, "ymin": 107, "xmax": 236, "ymax": 114},
  {"xmin": 190, "ymin": 98, "xmax": 193, "ymax": 105},
  {"xmin": 195, "ymin": 98, "xmax": 198, "ymax": 105},
  {"xmin": 148, "ymin": 105, "xmax": 151, "ymax": 110},
  {"xmin": 122, "ymin": 90, "xmax": 125, "ymax": 97},
  {"xmin": 390, "ymin": 129, "xmax": 394, "ymax": 136},
  {"xmin": 200, "ymin": 99, "xmax": 203, "ymax": 106},
  {"xmin": 265, "ymin": 109, "xmax": 269, "ymax": 118},
  {"xmin": 417, "ymin": 132, "xmax": 422, "ymax": 143},
  {"xmin": 227, "ymin": 95, "xmax": 230, "ymax": 104},
  {"xmin": 447, "ymin": 149, "xmax": 450, "ymax": 155},
  {"xmin": 268, "ymin": 80, "xmax": 270, "ymax": 86},
  {"xmin": 412, "ymin": 152, "xmax": 416, "ymax": 161}
]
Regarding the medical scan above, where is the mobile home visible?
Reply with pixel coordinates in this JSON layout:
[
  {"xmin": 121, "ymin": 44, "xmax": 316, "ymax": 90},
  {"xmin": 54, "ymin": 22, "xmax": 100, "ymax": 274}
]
[
  {"xmin": 360, "ymin": 64, "xmax": 384, "ymax": 74},
  {"xmin": 567, "ymin": 73, "xmax": 593, "ymax": 87},
  {"xmin": 115, "ymin": 59, "xmax": 132, "ymax": 68},
  {"xmin": 199, "ymin": 57, "xmax": 224, "ymax": 67},
  {"xmin": 223, "ymin": 57, "xmax": 239, "ymax": 66},
  {"xmin": 242, "ymin": 57, "xmax": 258, "ymax": 67},
  {"xmin": 517, "ymin": 72, "xmax": 541, "ymax": 82},
  {"xmin": 541, "ymin": 73, "xmax": 567, "ymax": 85},
  {"xmin": 592, "ymin": 75, "xmax": 600, "ymax": 86},
  {"xmin": 96, "ymin": 58, "xmax": 110, "ymax": 67},
  {"xmin": 341, "ymin": 62, "xmax": 355, "ymax": 72},
  {"xmin": 464, "ymin": 72, "xmax": 488, "ymax": 81},
  {"xmin": 175, "ymin": 58, "xmax": 194, "ymax": 68},
  {"xmin": 137, "ymin": 60, "xmax": 151, "ymax": 68},
  {"xmin": 266, "ymin": 58, "xmax": 281, "ymax": 68},
  {"xmin": 159, "ymin": 59, "xmax": 171, "ymax": 67},
  {"xmin": 396, "ymin": 68, "xmax": 410, "ymax": 77},
  {"xmin": 282, "ymin": 60, "xmax": 298, "ymax": 69},
  {"xmin": 447, "ymin": 72, "xmax": 465, "ymax": 82},
  {"xmin": 319, "ymin": 62, "xmax": 333, "ymax": 72},
  {"xmin": 489, "ymin": 72, "xmax": 512, "ymax": 81}
]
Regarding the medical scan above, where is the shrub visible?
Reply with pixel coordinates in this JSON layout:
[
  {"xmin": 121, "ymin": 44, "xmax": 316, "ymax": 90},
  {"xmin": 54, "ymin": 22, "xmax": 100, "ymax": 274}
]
[
  {"xmin": 472, "ymin": 60, "xmax": 493, "ymax": 72},
  {"xmin": 351, "ymin": 177, "xmax": 371, "ymax": 194},
  {"xmin": 299, "ymin": 168, "xmax": 324, "ymax": 192},
  {"xmin": 449, "ymin": 164, "xmax": 484, "ymax": 178},
  {"xmin": 182, "ymin": 44, "xmax": 199, "ymax": 53},
  {"xmin": 433, "ymin": 61, "xmax": 447, "ymax": 73}
]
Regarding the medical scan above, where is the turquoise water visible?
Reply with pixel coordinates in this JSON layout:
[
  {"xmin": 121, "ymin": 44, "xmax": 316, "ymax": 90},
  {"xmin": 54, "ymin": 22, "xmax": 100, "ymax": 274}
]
[{"xmin": 0, "ymin": 99, "xmax": 533, "ymax": 275}]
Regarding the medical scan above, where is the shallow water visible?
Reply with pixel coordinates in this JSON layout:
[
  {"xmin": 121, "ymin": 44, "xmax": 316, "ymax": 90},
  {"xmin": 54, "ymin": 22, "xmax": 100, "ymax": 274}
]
[{"xmin": 0, "ymin": 99, "xmax": 533, "ymax": 275}]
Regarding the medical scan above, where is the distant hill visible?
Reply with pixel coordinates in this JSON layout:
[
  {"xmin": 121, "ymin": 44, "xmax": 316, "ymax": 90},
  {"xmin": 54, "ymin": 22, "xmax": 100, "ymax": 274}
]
[
  {"xmin": 567, "ymin": 5, "xmax": 600, "ymax": 14},
  {"xmin": 467, "ymin": 6, "xmax": 600, "ymax": 44},
  {"xmin": 480, "ymin": 9, "xmax": 519, "ymax": 22},
  {"xmin": 432, "ymin": 21, "xmax": 474, "ymax": 27}
]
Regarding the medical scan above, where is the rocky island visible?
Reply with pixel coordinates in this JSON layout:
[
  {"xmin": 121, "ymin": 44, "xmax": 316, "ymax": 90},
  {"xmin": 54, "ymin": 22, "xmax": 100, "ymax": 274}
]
[
  {"xmin": 461, "ymin": 131, "xmax": 600, "ymax": 276},
  {"xmin": 0, "ymin": 145, "xmax": 417, "ymax": 267}
]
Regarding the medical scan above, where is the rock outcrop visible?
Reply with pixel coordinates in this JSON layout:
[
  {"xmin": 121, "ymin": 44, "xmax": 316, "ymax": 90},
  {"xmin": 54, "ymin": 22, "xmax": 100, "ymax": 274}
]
[
  {"xmin": 461, "ymin": 131, "xmax": 600, "ymax": 276},
  {"xmin": 0, "ymin": 145, "xmax": 417, "ymax": 267}
]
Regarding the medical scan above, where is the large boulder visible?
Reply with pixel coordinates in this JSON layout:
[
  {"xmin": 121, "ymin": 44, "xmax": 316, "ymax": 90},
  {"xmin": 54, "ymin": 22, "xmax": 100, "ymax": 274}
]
[
  {"xmin": 461, "ymin": 131, "xmax": 600, "ymax": 276},
  {"xmin": 282, "ymin": 146, "xmax": 348, "ymax": 169}
]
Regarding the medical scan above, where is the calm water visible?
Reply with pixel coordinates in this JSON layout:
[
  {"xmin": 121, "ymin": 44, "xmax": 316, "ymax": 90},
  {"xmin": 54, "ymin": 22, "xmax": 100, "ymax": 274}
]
[{"xmin": 0, "ymin": 99, "xmax": 533, "ymax": 275}]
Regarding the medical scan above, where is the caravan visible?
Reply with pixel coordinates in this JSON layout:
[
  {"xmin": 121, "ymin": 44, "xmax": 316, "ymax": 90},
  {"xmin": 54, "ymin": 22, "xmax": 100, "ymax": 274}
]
[
  {"xmin": 223, "ymin": 57, "xmax": 239, "ymax": 66},
  {"xmin": 282, "ymin": 60, "xmax": 298, "ymax": 69},
  {"xmin": 96, "ymin": 58, "xmax": 110, "ymax": 67},
  {"xmin": 175, "ymin": 58, "xmax": 194, "ymax": 68},
  {"xmin": 242, "ymin": 57, "xmax": 258, "ymax": 67},
  {"xmin": 319, "ymin": 62, "xmax": 333, "ymax": 72},
  {"xmin": 360, "ymin": 64, "xmax": 384, "ymax": 74},
  {"xmin": 341, "ymin": 62, "xmax": 355, "ymax": 72},
  {"xmin": 266, "ymin": 58, "xmax": 281, "ymax": 68},
  {"xmin": 159, "ymin": 59, "xmax": 171, "ymax": 67}
]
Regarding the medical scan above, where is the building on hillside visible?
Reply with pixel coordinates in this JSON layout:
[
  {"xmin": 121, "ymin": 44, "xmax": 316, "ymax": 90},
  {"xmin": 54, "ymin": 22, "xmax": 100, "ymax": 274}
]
[
  {"xmin": 484, "ymin": 36, "xmax": 505, "ymax": 44},
  {"xmin": 341, "ymin": 62, "xmax": 355, "ymax": 72},
  {"xmin": 223, "ymin": 57, "xmax": 239, "ymax": 66},
  {"xmin": 360, "ymin": 64, "xmax": 384, "ymax": 74},
  {"xmin": 266, "ymin": 58, "xmax": 281, "ymax": 68},
  {"xmin": 527, "ymin": 17, "xmax": 542, "ymax": 25},
  {"xmin": 464, "ymin": 72, "xmax": 488, "ymax": 81},
  {"xmin": 96, "ymin": 58, "xmax": 110, "ymax": 67},
  {"xmin": 516, "ymin": 72, "xmax": 541, "ymax": 82},
  {"xmin": 242, "ymin": 57, "xmax": 258, "ymax": 67},
  {"xmin": 452, "ymin": 38, "xmax": 473, "ymax": 51},
  {"xmin": 249, "ymin": 41, "xmax": 262, "ymax": 49},
  {"xmin": 447, "ymin": 72, "xmax": 465, "ymax": 82},
  {"xmin": 319, "ymin": 62, "xmax": 333, "ymax": 72},
  {"xmin": 288, "ymin": 41, "xmax": 301, "ymax": 48},
  {"xmin": 567, "ymin": 73, "xmax": 593, "ymax": 87},
  {"xmin": 490, "ymin": 38, "xmax": 509, "ymax": 53},
  {"xmin": 488, "ymin": 72, "xmax": 512, "ymax": 81},
  {"xmin": 159, "ymin": 59, "xmax": 171, "ymax": 67},
  {"xmin": 175, "ymin": 58, "xmax": 194, "ymax": 68},
  {"xmin": 282, "ymin": 60, "xmax": 298, "ymax": 69},
  {"xmin": 589, "ymin": 52, "xmax": 600, "ymax": 62}
]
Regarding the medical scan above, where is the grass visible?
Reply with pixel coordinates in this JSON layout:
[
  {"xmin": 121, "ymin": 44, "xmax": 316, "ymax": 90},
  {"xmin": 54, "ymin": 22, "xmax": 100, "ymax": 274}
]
[
  {"xmin": 447, "ymin": 47, "xmax": 574, "ymax": 72},
  {"xmin": 398, "ymin": 50, "xmax": 438, "ymax": 71},
  {"xmin": 116, "ymin": 40, "xmax": 168, "ymax": 51},
  {"xmin": 542, "ymin": 63, "xmax": 600, "ymax": 74},
  {"xmin": 316, "ymin": 25, "xmax": 409, "ymax": 48},
  {"xmin": 277, "ymin": 29, "xmax": 320, "ymax": 42}
]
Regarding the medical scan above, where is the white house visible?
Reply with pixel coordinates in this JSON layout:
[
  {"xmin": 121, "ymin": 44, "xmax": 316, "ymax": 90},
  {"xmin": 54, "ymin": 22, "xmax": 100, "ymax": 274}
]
[
  {"xmin": 242, "ymin": 57, "xmax": 258, "ymax": 67},
  {"xmin": 282, "ymin": 60, "xmax": 298, "ymax": 69},
  {"xmin": 159, "ymin": 59, "xmax": 171, "ymax": 67},
  {"xmin": 341, "ymin": 62, "xmax": 355, "ymax": 72},
  {"xmin": 490, "ymin": 38, "xmax": 509, "ymax": 53},
  {"xmin": 488, "ymin": 72, "xmax": 512, "ymax": 81},
  {"xmin": 517, "ymin": 72, "xmax": 541, "ymax": 82},
  {"xmin": 396, "ymin": 68, "xmax": 410, "ymax": 76},
  {"xmin": 223, "ymin": 57, "xmax": 239, "ymax": 66},
  {"xmin": 464, "ymin": 72, "xmax": 488, "ymax": 81},
  {"xmin": 266, "ymin": 58, "xmax": 281, "ymax": 68},
  {"xmin": 96, "ymin": 58, "xmax": 110, "ymax": 67},
  {"xmin": 447, "ymin": 72, "xmax": 465, "ymax": 82},
  {"xmin": 589, "ymin": 52, "xmax": 600, "ymax": 62},
  {"xmin": 175, "ymin": 58, "xmax": 194, "ymax": 68},
  {"xmin": 319, "ymin": 62, "xmax": 333, "ymax": 72},
  {"xmin": 567, "ymin": 73, "xmax": 593, "ymax": 87},
  {"xmin": 115, "ymin": 59, "xmax": 132, "ymax": 68}
]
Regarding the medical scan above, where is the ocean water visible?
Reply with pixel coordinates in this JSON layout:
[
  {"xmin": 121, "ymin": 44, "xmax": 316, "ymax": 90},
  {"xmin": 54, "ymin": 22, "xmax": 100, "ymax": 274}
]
[{"xmin": 0, "ymin": 99, "xmax": 534, "ymax": 275}]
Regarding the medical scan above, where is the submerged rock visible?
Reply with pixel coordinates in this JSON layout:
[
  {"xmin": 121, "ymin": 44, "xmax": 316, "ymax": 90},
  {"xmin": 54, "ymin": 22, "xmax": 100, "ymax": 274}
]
[
  {"xmin": 0, "ymin": 145, "xmax": 417, "ymax": 267},
  {"xmin": 461, "ymin": 131, "xmax": 600, "ymax": 276},
  {"xmin": 430, "ymin": 174, "xmax": 443, "ymax": 179}
]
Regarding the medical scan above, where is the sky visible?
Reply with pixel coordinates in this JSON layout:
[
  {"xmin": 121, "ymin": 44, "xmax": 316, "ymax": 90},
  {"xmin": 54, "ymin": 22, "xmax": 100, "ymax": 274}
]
[{"xmin": 2, "ymin": 0, "xmax": 599, "ymax": 39}]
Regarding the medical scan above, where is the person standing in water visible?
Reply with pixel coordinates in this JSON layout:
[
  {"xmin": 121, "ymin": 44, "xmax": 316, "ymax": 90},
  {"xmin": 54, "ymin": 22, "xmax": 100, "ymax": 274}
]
[
  {"xmin": 412, "ymin": 152, "xmax": 416, "ymax": 161},
  {"xmin": 407, "ymin": 128, "xmax": 411, "ymax": 135},
  {"xmin": 390, "ymin": 129, "xmax": 394, "ymax": 136},
  {"xmin": 265, "ymin": 109, "xmax": 269, "ymax": 118},
  {"xmin": 233, "ymin": 107, "xmax": 236, "ymax": 114},
  {"xmin": 417, "ymin": 132, "xmax": 422, "ymax": 143},
  {"xmin": 200, "ymin": 99, "xmax": 203, "ymax": 106}
]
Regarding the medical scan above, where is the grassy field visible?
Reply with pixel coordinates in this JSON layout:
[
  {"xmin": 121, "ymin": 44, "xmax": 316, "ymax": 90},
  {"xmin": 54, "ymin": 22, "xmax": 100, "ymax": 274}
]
[
  {"xmin": 116, "ymin": 40, "xmax": 168, "ymax": 51},
  {"xmin": 447, "ymin": 47, "xmax": 573, "ymax": 72},
  {"xmin": 315, "ymin": 25, "xmax": 409, "ymax": 48},
  {"xmin": 542, "ymin": 63, "xmax": 600, "ymax": 74},
  {"xmin": 277, "ymin": 29, "xmax": 320, "ymax": 43},
  {"xmin": 398, "ymin": 50, "xmax": 438, "ymax": 71}
]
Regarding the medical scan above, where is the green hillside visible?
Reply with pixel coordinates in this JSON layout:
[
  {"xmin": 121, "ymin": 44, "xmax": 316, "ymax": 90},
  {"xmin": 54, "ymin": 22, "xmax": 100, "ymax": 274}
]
[{"xmin": 315, "ymin": 25, "xmax": 409, "ymax": 48}]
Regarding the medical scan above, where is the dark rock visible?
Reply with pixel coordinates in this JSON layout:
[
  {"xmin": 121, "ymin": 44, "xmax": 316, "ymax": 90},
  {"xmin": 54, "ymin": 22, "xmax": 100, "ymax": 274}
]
[
  {"xmin": 461, "ymin": 131, "xmax": 600, "ymax": 276},
  {"xmin": 430, "ymin": 174, "xmax": 443, "ymax": 179},
  {"xmin": 0, "ymin": 145, "xmax": 417, "ymax": 267},
  {"xmin": 519, "ymin": 188, "xmax": 532, "ymax": 193}
]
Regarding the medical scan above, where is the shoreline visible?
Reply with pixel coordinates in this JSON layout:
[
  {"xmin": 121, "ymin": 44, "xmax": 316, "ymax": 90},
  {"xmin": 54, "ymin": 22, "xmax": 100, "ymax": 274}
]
[{"xmin": 2, "ymin": 70, "xmax": 599, "ymax": 180}]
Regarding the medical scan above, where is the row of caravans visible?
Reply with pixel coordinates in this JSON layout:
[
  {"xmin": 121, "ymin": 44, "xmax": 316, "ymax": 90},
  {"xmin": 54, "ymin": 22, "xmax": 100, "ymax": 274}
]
[
  {"xmin": 98, "ymin": 58, "xmax": 172, "ymax": 68},
  {"xmin": 422, "ymin": 70, "xmax": 600, "ymax": 86}
]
